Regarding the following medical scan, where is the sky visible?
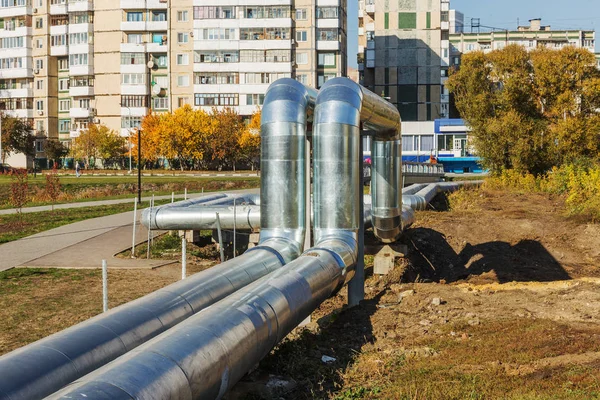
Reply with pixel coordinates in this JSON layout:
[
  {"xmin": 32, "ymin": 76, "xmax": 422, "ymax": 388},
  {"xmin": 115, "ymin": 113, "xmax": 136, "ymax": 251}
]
[{"xmin": 347, "ymin": 0, "xmax": 600, "ymax": 68}]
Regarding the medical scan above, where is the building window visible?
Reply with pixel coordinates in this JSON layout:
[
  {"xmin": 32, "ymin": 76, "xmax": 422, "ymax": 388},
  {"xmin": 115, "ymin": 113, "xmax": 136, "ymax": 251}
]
[
  {"xmin": 121, "ymin": 95, "xmax": 148, "ymax": 108},
  {"xmin": 58, "ymin": 57, "xmax": 68, "ymax": 70},
  {"xmin": 296, "ymin": 74, "xmax": 308, "ymax": 85},
  {"xmin": 122, "ymin": 116, "xmax": 143, "ymax": 129},
  {"xmin": 126, "ymin": 12, "xmax": 143, "ymax": 22},
  {"xmin": 246, "ymin": 94, "xmax": 264, "ymax": 106},
  {"xmin": 127, "ymin": 33, "xmax": 143, "ymax": 44},
  {"xmin": 195, "ymin": 72, "xmax": 240, "ymax": 84},
  {"xmin": 35, "ymin": 18, "xmax": 43, "ymax": 29},
  {"xmin": 317, "ymin": 73, "xmax": 336, "ymax": 87},
  {"xmin": 194, "ymin": 6, "xmax": 237, "ymax": 19},
  {"xmin": 69, "ymin": 53, "xmax": 88, "ymax": 66},
  {"xmin": 77, "ymin": 98, "xmax": 91, "ymax": 108},
  {"xmin": 151, "ymin": 11, "xmax": 167, "ymax": 21},
  {"xmin": 59, "ymin": 99, "xmax": 70, "ymax": 112},
  {"xmin": 59, "ymin": 119, "xmax": 71, "ymax": 133},
  {"xmin": 296, "ymin": 52, "xmax": 308, "ymax": 64},
  {"xmin": 176, "ymin": 53, "xmax": 189, "ymax": 65},
  {"xmin": 177, "ymin": 33, "xmax": 189, "ymax": 43},
  {"xmin": 36, "ymin": 140, "xmax": 44, "ymax": 153},
  {"xmin": 177, "ymin": 75, "xmax": 190, "ymax": 87},
  {"xmin": 295, "ymin": 9, "xmax": 307, "ymax": 20},
  {"xmin": 420, "ymin": 135, "xmax": 435, "ymax": 152},
  {"xmin": 317, "ymin": 52, "xmax": 336, "ymax": 68},
  {"xmin": 317, "ymin": 28, "xmax": 338, "ymax": 41},
  {"xmin": 177, "ymin": 10, "xmax": 188, "ymax": 22},
  {"xmin": 121, "ymin": 53, "xmax": 146, "ymax": 65},
  {"xmin": 194, "ymin": 50, "xmax": 239, "ymax": 63},
  {"xmin": 296, "ymin": 30, "xmax": 307, "ymax": 42},
  {"xmin": 152, "ymin": 97, "xmax": 169, "ymax": 110},
  {"xmin": 35, "ymin": 59, "xmax": 44, "ymax": 70},
  {"xmin": 59, "ymin": 78, "xmax": 69, "ymax": 91},
  {"xmin": 152, "ymin": 53, "xmax": 168, "ymax": 68},
  {"xmin": 177, "ymin": 97, "xmax": 189, "ymax": 107},
  {"xmin": 316, "ymin": 7, "xmax": 338, "ymax": 19},
  {"xmin": 36, "ymin": 79, "xmax": 43, "ymax": 90},
  {"xmin": 36, "ymin": 100, "xmax": 43, "ymax": 111},
  {"xmin": 36, "ymin": 39, "xmax": 43, "ymax": 48},
  {"xmin": 194, "ymin": 93, "xmax": 239, "ymax": 106}
]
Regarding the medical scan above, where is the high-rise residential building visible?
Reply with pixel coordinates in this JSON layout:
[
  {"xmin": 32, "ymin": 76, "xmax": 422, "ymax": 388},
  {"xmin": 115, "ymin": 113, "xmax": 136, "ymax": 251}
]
[
  {"xmin": 0, "ymin": 0, "xmax": 347, "ymax": 166},
  {"xmin": 450, "ymin": 19, "xmax": 596, "ymax": 66},
  {"xmin": 357, "ymin": 0, "xmax": 450, "ymax": 122}
]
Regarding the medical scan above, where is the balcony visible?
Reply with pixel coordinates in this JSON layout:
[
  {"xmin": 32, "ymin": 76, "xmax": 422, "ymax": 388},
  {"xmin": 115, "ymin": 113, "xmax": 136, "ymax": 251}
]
[
  {"xmin": 358, "ymin": 27, "xmax": 364, "ymax": 36},
  {"xmin": 4, "ymin": 109, "xmax": 34, "ymax": 119},
  {"xmin": 146, "ymin": 21, "xmax": 168, "ymax": 31},
  {"xmin": 70, "ymin": 107, "xmax": 93, "ymax": 118},
  {"xmin": 316, "ymin": 41, "xmax": 339, "ymax": 51},
  {"xmin": 146, "ymin": 0, "xmax": 168, "ymax": 9},
  {"xmin": 365, "ymin": 4, "xmax": 375, "ymax": 14},
  {"xmin": 121, "ymin": 85, "xmax": 148, "ymax": 95},
  {"xmin": 50, "ymin": 45, "xmax": 68, "ymax": 56},
  {"xmin": 0, "ymin": 5, "xmax": 32, "ymax": 18},
  {"xmin": 121, "ymin": 107, "xmax": 148, "ymax": 117},
  {"xmin": 69, "ymin": 86, "xmax": 94, "ymax": 97},
  {"xmin": 121, "ymin": 21, "xmax": 146, "ymax": 31},
  {"xmin": 50, "ymin": 3, "xmax": 67, "ymax": 14},
  {"xmin": 67, "ymin": 0, "xmax": 93, "ymax": 12},
  {"xmin": 365, "ymin": 22, "xmax": 374, "ymax": 31},
  {"xmin": 1, "ymin": 67, "xmax": 33, "ymax": 79},
  {"xmin": 69, "ymin": 65, "xmax": 94, "ymax": 76},
  {"xmin": 146, "ymin": 42, "xmax": 168, "ymax": 53},
  {"xmin": 2, "ymin": 26, "xmax": 32, "ymax": 37},
  {"xmin": 0, "ymin": 88, "xmax": 33, "ymax": 98}
]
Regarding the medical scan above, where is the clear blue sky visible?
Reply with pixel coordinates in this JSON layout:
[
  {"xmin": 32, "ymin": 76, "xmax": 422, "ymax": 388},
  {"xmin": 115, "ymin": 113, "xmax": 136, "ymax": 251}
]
[{"xmin": 347, "ymin": 0, "xmax": 600, "ymax": 69}]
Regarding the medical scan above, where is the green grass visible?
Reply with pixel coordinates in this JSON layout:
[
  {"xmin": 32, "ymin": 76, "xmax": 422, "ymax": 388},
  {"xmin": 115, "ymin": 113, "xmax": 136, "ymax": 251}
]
[
  {"xmin": 0, "ymin": 175, "xmax": 260, "ymax": 209},
  {"xmin": 0, "ymin": 200, "xmax": 168, "ymax": 244}
]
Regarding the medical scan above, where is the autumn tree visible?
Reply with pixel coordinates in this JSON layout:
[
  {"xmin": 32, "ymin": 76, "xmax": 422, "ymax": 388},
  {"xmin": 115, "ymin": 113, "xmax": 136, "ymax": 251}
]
[
  {"xmin": 44, "ymin": 168, "xmax": 61, "ymax": 211},
  {"xmin": 0, "ymin": 114, "xmax": 35, "ymax": 162},
  {"xmin": 238, "ymin": 110, "xmax": 261, "ymax": 171},
  {"xmin": 10, "ymin": 169, "xmax": 28, "ymax": 221},
  {"xmin": 447, "ymin": 45, "xmax": 600, "ymax": 175},
  {"xmin": 207, "ymin": 108, "xmax": 243, "ymax": 171},
  {"xmin": 71, "ymin": 124, "xmax": 125, "ymax": 169}
]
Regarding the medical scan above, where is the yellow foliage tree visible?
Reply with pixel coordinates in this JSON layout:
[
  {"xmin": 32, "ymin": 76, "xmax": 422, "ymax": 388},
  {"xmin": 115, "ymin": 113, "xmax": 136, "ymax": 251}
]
[
  {"xmin": 238, "ymin": 110, "xmax": 261, "ymax": 171},
  {"xmin": 71, "ymin": 124, "xmax": 123, "ymax": 168}
]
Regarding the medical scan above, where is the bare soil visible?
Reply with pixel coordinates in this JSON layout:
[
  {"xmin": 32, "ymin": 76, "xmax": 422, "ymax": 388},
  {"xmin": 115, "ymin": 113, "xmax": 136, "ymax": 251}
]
[
  {"xmin": 246, "ymin": 188, "xmax": 600, "ymax": 399},
  {"xmin": 2, "ymin": 188, "xmax": 600, "ymax": 399}
]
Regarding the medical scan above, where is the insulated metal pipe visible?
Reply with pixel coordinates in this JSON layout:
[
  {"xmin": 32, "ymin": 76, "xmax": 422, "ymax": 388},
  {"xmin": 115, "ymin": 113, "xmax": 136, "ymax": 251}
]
[
  {"xmin": 47, "ymin": 78, "xmax": 394, "ymax": 400},
  {"xmin": 402, "ymin": 181, "xmax": 484, "ymax": 211},
  {"xmin": 0, "ymin": 79, "xmax": 317, "ymax": 400}
]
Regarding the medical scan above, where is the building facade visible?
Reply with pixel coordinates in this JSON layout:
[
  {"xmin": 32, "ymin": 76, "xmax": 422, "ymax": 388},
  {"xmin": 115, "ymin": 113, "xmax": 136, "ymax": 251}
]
[
  {"xmin": 0, "ymin": 0, "xmax": 347, "ymax": 164},
  {"xmin": 450, "ymin": 19, "xmax": 596, "ymax": 70},
  {"xmin": 357, "ymin": 0, "xmax": 451, "ymax": 122}
]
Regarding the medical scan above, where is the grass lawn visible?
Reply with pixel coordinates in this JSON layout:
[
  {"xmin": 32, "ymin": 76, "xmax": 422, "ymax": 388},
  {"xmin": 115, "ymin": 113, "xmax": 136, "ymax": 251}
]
[
  {"xmin": 0, "ymin": 264, "xmax": 215, "ymax": 355},
  {"xmin": 0, "ymin": 199, "xmax": 170, "ymax": 244},
  {"xmin": 0, "ymin": 175, "xmax": 260, "ymax": 209}
]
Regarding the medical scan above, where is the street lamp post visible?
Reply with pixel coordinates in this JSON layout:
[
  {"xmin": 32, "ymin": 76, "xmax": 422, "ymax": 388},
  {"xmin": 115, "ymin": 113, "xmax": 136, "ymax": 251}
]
[
  {"xmin": 137, "ymin": 127, "xmax": 141, "ymax": 203},
  {"xmin": 120, "ymin": 104, "xmax": 133, "ymax": 173}
]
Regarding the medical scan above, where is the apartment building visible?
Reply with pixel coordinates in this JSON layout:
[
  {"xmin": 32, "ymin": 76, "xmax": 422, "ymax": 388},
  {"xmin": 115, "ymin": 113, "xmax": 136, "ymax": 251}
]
[
  {"xmin": 0, "ymin": 0, "xmax": 347, "ymax": 165},
  {"xmin": 450, "ymin": 18, "xmax": 596, "ymax": 69},
  {"xmin": 357, "ymin": 0, "xmax": 451, "ymax": 122}
]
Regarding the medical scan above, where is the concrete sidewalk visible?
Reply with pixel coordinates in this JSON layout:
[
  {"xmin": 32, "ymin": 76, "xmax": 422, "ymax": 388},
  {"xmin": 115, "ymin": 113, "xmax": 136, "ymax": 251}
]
[
  {"xmin": 0, "ymin": 188, "xmax": 259, "ymax": 271},
  {"xmin": 0, "ymin": 211, "xmax": 169, "ymax": 271}
]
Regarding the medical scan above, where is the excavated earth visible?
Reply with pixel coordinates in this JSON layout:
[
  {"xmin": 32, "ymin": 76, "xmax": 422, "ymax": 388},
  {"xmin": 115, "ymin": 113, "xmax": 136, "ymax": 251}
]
[{"xmin": 230, "ymin": 188, "xmax": 600, "ymax": 400}]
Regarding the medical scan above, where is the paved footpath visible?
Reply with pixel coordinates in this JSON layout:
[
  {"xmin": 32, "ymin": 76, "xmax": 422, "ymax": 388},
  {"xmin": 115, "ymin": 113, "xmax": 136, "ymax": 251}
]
[{"xmin": 0, "ymin": 189, "xmax": 258, "ymax": 271}]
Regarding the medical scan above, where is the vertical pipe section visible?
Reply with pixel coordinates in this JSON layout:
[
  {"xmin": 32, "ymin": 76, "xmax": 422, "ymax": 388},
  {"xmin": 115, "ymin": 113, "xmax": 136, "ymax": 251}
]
[
  {"xmin": 46, "ymin": 78, "xmax": 401, "ymax": 400},
  {"xmin": 0, "ymin": 79, "xmax": 317, "ymax": 400},
  {"xmin": 371, "ymin": 140, "xmax": 403, "ymax": 242},
  {"xmin": 255, "ymin": 78, "xmax": 317, "ymax": 262},
  {"xmin": 131, "ymin": 197, "xmax": 137, "ymax": 258}
]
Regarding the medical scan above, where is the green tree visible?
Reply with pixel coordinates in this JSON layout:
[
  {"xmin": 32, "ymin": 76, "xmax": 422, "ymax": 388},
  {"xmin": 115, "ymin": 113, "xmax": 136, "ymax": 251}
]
[
  {"xmin": 1, "ymin": 114, "xmax": 35, "ymax": 162},
  {"xmin": 45, "ymin": 139, "xmax": 69, "ymax": 168},
  {"xmin": 447, "ymin": 45, "xmax": 600, "ymax": 175}
]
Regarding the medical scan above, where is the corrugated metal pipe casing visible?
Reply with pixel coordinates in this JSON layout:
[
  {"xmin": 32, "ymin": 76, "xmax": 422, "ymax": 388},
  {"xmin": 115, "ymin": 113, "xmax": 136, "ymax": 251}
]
[
  {"xmin": 0, "ymin": 250, "xmax": 282, "ymax": 400},
  {"xmin": 255, "ymin": 78, "xmax": 317, "ymax": 263},
  {"xmin": 371, "ymin": 140, "xmax": 403, "ymax": 242},
  {"xmin": 0, "ymin": 79, "xmax": 317, "ymax": 400}
]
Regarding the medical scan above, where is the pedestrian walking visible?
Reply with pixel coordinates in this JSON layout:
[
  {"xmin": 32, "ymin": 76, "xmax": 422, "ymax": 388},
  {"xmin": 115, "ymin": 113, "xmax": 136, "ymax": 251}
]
[{"xmin": 75, "ymin": 161, "xmax": 80, "ymax": 178}]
